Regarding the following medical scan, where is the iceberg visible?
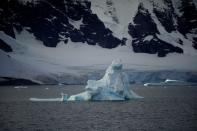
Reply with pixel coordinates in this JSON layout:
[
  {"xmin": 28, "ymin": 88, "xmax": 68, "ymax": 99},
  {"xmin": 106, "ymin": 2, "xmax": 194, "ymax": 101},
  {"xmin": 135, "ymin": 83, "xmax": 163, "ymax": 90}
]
[
  {"xmin": 66, "ymin": 60, "xmax": 143, "ymax": 101},
  {"xmin": 29, "ymin": 60, "xmax": 143, "ymax": 102}
]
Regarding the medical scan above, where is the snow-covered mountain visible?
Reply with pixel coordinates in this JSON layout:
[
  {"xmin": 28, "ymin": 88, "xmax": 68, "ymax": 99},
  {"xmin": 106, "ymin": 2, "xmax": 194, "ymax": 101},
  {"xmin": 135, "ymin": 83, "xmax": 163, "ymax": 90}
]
[{"xmin": 0, "ymin": 0, "xmax": 197, "ymax": 84}]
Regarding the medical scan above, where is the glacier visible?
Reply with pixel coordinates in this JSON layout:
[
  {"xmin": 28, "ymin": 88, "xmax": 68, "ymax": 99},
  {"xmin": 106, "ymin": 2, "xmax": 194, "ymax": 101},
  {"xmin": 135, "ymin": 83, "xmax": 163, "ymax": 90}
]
[
  {"xmin": 66, "ymin": 60, "xmax": 143, "ymax": 101},
  {"xmin": 1, "ymin": 30, "xmax": 197, "ymax": 85}
]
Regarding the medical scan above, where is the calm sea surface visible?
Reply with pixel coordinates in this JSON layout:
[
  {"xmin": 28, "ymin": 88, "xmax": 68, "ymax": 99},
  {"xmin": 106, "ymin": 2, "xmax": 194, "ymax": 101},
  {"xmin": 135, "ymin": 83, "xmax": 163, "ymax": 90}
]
[{"xmin": 0, "ymin": 85, "xmax": 197, "ymax": 131}]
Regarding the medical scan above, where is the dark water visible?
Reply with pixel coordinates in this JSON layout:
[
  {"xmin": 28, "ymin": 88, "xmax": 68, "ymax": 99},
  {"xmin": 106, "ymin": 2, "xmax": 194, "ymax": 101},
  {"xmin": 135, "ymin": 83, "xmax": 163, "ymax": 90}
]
[{"xmin": 0, "ymin": 85, "xmax": 197, "ymax": 131}]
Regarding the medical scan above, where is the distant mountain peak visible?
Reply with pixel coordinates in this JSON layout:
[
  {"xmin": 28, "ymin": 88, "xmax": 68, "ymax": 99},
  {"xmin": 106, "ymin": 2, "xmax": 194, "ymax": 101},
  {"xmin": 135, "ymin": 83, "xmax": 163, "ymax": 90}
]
[{"xmin": 0, "ymin": 0, "xmax": 196, "ymax": 57}]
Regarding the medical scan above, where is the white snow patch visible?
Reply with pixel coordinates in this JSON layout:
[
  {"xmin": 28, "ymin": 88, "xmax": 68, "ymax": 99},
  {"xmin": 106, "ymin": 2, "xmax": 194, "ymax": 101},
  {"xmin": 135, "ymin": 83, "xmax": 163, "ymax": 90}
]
[
  {"xmin": 68, "ymin": 18, "xmax": 83, "ymax": 30},
  {"xmin": 143, "ymin": 35, "xmax": 153, "ymax": 41}
]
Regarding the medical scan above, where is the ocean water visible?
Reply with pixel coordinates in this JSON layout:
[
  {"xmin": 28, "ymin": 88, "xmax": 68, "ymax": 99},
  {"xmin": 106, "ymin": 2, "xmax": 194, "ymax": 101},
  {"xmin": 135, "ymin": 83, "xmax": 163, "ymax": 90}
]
[{"xmin": 0, "ymin": 85, "xmax": 197, "ymax": 131}]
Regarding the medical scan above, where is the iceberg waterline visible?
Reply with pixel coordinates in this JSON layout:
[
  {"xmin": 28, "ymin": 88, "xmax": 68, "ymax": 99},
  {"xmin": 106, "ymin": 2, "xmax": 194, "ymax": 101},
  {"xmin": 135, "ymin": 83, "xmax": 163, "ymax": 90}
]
[
  {"xmin": 30, "ymin": 60, "xmax": 143, "ymax": 102},
  {"xmin": 66, "ymin": 60, "xmax": 143, "ymax": 101}
]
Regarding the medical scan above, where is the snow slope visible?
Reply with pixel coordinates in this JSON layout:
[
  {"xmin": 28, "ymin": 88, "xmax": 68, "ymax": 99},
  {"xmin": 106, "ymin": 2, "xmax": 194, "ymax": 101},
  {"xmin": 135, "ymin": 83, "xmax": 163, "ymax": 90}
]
[
  {"xmin": 91, "ymin": 0, "xmax": 139, "ymax": 39},
  {"xmin": 0, "ymin": 0, "xmax": 197, "ymax": 84},
  {"xmin": 1, "ymin": 30, "xmax": 197, "ymax": 84},
  {"xmin": 91, "ymin": 0, "xmax": 197, "ymax": 56}
]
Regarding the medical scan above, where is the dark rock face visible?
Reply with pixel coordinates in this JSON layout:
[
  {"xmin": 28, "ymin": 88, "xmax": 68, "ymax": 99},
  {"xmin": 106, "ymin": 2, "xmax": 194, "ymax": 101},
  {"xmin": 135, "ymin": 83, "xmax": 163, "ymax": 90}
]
[
  {"xmin": 0, "ymin": 39, "xmax": 13, "ymax": 52},
  {"xmin": 132, "ymin": 37, "xmax": 183, "ymax": 57},
  {"xmin": 0, "ymin": 0, "xmax": 121, "ymax": 48},
  {"xmin": 153, "ymin": 7, "xmax": 175, "ymax": 33},
  {"xmin": 176, "ymin": 0, "xmax": 197, "ymax": 49},
  {"xmin": 81, "ymin": 12, "xmax": 121, "ymax": 48},
  {"xmin": 153, "ymin": 0, "xmax": 177, "ymax": 33},
  {"xmin": 0, "ymin": 0, "xmax": 196, "ymax": 57},
  {"xmin": 154, "ymin": 9, "xmax": 175, "ymax": 33},
  {"xmin": 0, "ymin": 0, "xmax": 16, "ymax": 38},
  {"xmin": 193, "ymin": 37, "xmax": 197, "ymax": 49},
  {"xmin": 0, "ymin": 77, "xmax": 39, "ymax": 85},
  {"xmin": 128, "ymin": 3, "xmax": 159, "ymax": 38},
  {"xmin": 128, "ymin": 3, "xmax": 183, "ymax": 57},
  {"xmin": 177, "ymin": 0, "xmax": 197, "ymax": 35}
]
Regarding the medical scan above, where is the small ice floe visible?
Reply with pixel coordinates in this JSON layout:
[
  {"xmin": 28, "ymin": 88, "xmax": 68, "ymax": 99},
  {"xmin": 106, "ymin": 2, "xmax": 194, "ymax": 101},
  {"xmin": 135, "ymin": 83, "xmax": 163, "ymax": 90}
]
[
  {"xmin": 164, "ymin": 79, "xmax": 184, "ymax": 83},
  {"xmin": 144, "ymin": 79, "xmax": 187, "ymax": 87},
  {"xmin": 14, "ymin": 86, "xmax": 28, "ymax": 89},
  {"xmin": 65, "ymin": 59, "xmax": 143, "ymax": 101},
  {"xmin": 144, "ymin": 83, "xmax": 150, "ymax": 87},
  {"xmin": 58, "ymin": 83, "xmax": 64, "ymax": 86},
  {"xmin": 144, "ymin": 83, "xmax": 162, "ymax": 86},
  {"xmin": 45, "ymin": 87, "xmax": 49, "ymax": 90},
  {"xmin": 30, "ymin": 97, "xmax": 63, "ymax": 102},
  {"xmin": 29, "ymin": 93, "xmax": 67, "ymax": 102}
]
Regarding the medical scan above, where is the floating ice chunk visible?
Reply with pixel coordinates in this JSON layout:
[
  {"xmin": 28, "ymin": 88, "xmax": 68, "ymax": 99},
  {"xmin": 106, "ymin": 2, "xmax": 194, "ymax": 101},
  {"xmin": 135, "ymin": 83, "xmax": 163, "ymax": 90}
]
[
  {"xmin": 164, "ymin": 79, "xmax": 183, "ymax": 83},
  {"xmin": 66, "ymin": 59, "xmax": 143, "ymax": 101},
  {"xmin": 58, "ymin": 83, "xmax": 64, "ymax": 86},
  {"xmin": 29, "ymin": 97, "xmax": 63, "ymax": 102},
  {"xmin": 67, "ymin": 91, "xmax": 92, "ymax": 101},
  {"xmin": 14, "ymin": 86, "xmax": 28, "ymax": 89},
  {"xmin": 29, "ymin": 93, "xmax": 66, "ymax": 102},
  {"xmin": 143, "ymin": 83, "xmax": 163, "ymax": 86},
  {"xmin": 144, "ymin": 79, "xmax": 190, "ymax": 87},
  {"xmin": 144, "ymin": 83, "xmax": 149, "ymax": 86}
]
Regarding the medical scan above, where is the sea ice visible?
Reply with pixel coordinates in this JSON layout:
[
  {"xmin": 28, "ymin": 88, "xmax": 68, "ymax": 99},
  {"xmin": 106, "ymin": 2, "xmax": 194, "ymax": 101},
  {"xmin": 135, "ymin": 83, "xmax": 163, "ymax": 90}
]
[
  {"xmin": 66, "ymin": 60, "xmax": 143, "ymax": 101},
  {"xmin": 143, "ymin": 79, "xmax": 191, "ymax": 87},
  {"xmin": 14, "ymin": 86, "xmax": 28, "ymax": 89},
  {"xmin": 30, "ymin": 93, "xmax": 65, "ymax": 102}
]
